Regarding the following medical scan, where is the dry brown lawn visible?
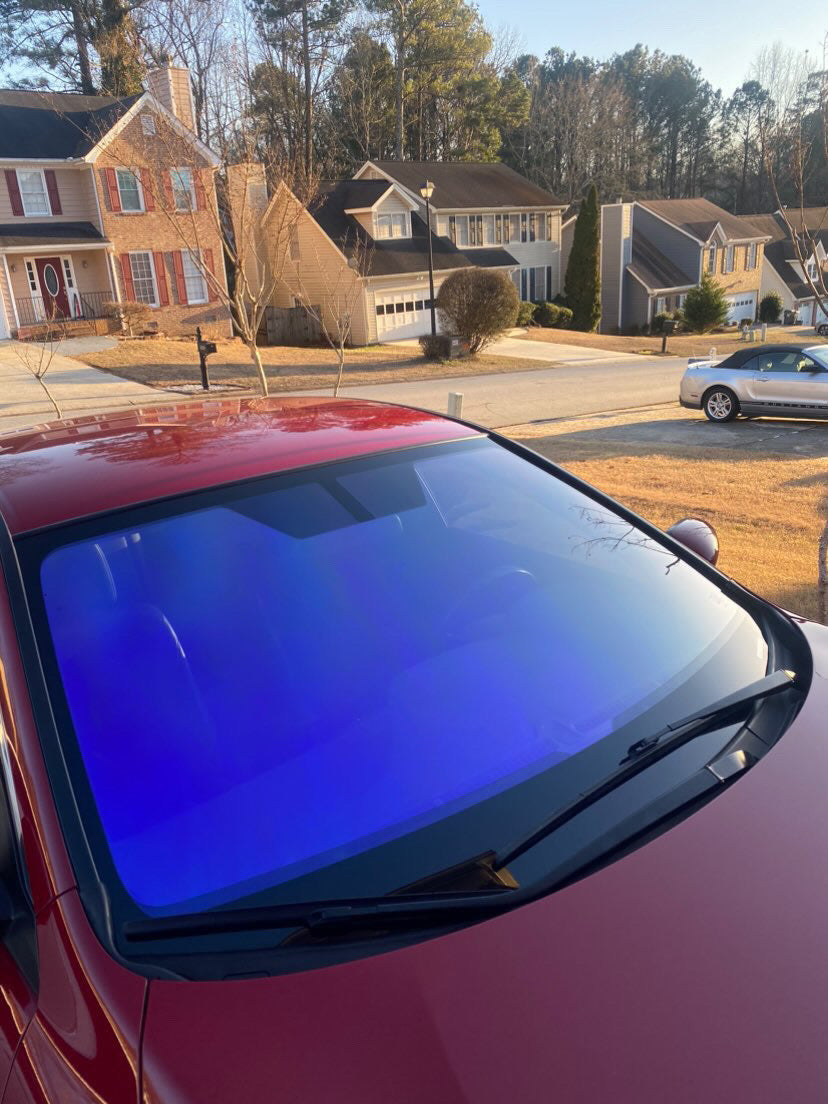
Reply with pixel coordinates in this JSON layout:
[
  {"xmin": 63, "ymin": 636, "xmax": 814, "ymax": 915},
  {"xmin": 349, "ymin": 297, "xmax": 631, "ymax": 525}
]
[
  {"xmin": 519, "ymin": 325, "xmax": 828, "ymax": 359},
  {"xmin": 72, "ymin": 337, "xmax": 537, "ymax": 392},
  {"xmin": 508, "ymin": 416, "xmax": 828, "ymax": 621}
]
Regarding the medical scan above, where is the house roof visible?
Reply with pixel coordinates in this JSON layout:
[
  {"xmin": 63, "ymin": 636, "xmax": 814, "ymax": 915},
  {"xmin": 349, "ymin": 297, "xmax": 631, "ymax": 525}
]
[
  {"xmin": 333, "ymin": 178, "xmax": 397, "ymax": 211},
  {"xmin": 0, "ymin": 221, "xmax": 109, "ymax": 248},
  {"xmin": 739, "ymin": 210, "xmax": 828, "ymax": 299},
  {"xmin": 638, "ymin": 198, "xmax": 768, "ymax": 243},
  {"xmin": 0, "ymin": 89, "xmax": 141, "ymax": 159},
  {"xmin": 364, "ymin": 161, "xmax": 563, "ymax": 210},
  {"xmin": 627, "ymin": 232, "xmax": 696, "ymax": 292},
  {"xmin": 311, "ymin": 181, "xmax": 519, "ymax": 278}
]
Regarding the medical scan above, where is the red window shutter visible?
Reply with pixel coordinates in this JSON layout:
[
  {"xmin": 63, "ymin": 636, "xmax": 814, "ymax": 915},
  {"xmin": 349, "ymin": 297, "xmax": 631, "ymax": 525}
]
[
  {"xmin": 153, "ymin": 252, "xmax": 169, "ymax": 306},
  {"xmin": 5, "ymin": 170, "xmax": 23, "ymax": 217},
  {"xmin": 105, "ymin": 168, "xmax": 121, "ymax": 213},
  {"xmin": 204, "ymin": 248, "xmax": 219, "ymax": 302},
  {"xmin": 194, "ymin": 169, "xmax": 207, "ymax": 211},
  {"xmin": 140, "ymin": 168, "xmax": 155, "ymax": 211},
  {"xmin": 163, "ymin": 171, "xmax": 175, "ymax": 211},
  {"xmin": 44, "ymin": 169, "xmax": 62, "ymax": 214},
  {"xmin": 172, "ymin": 250, "xmax": 188, "ymax": 304},
  {"xmin": 119, "ymin": 254, "xmax": 136, "ymax": 301}
]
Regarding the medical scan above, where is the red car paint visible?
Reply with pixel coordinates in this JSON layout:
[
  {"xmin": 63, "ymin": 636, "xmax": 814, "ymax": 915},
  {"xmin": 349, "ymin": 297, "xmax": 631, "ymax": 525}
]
[{"xmin": 0, "ymin": 398, "xmax": 824, "ymax": 1103}]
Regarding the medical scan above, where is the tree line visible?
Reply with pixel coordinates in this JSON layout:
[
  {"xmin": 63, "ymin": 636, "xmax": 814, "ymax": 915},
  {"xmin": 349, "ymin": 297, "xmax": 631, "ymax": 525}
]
[{"xmin": 0, "ymin": 0, "xmax": 825, "ymax": 212}]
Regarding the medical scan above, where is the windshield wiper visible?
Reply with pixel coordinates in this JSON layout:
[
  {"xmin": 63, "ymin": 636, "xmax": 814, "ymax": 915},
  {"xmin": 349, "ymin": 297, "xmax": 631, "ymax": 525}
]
[
  {"xmin": 123, "ymin": 887, "xmax": 512, "ymax": 944},
  {"xmin": 492, "ymin": 668, "xmax": 797, "ymax": 873}
]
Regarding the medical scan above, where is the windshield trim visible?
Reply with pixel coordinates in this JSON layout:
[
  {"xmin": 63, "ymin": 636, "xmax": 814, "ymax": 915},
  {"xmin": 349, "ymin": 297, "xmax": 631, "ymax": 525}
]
[{"xmin": 3, "ymin": 431, "xmax": 810, "ymax": 980}]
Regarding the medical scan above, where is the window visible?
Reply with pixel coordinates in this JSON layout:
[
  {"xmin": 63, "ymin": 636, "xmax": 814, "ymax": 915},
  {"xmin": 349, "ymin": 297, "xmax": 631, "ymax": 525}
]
[
  {"xmin": 520, "ymin": 268, "xmax": 528, "ymax": 299},
  {"xmin": 469, "ymin": 216, "xmax": 477, "ymax": 247},
  {"xmin": 746, "ymin": 243, "xmax": 757, "ymax": 270},
  {"xmin": 448, "ymin": 215, "xmax": 456, "ymax": 244},
  {"xmin": 756, "ymin": 350, "xmax": 818, "ymax": 373},
  {"xmin": 521, "ymin": 213, "xmax": 528, "ymax": 243},
  {"xmin": 375, "ymin": 212, "xmax": 406, "ymax": 239},
  {"xmin": 141, "ymin": 114, "xmax": 156, "ymax": 136},
  {"xmin": 17, "ymin": 170, "xmax": 49, "ymax": 216},
  {"xmin": 546, "ymin": 212, "xmax": 553, "ymax": 241},
  {"xmin": 129, "ymin": 251, "xmax": 158, "ymax": 306},
  {"xmin": 181, "ymin": 251, "xmax": 207, "ymax": 304},
  {"xmin": 529, "ymin": 213, "xmax": 536, "ymax": 242},
  {"xmin": 706, "ymin": 245, "xmax": 717, "ymax": 274},
  {"xmin": 545, "ymin": 265, "xmax": 552, "ymax": 299},
  {"xmin": 495, "ymin": 215, "xmax": 502, "ymax": 244},
  {"xmin": 115, "ymin": 169, "xmax": 143, "ymax": 213},
  {"xmin": 533, "ymin": 266, "xmax": 545, "ymax": 301},
  {"xmin": 61, "ymin": 258, "xmax": 75, "ymax": 290},
  {"xmin": 655, "ymin": 297, "xmax": 666, "ymax": 314},
  {"xmin": 723, "ymin": 245, "xmax": 735, "ymax": 274},
  {"xmin": 25, "ymin": 438, "xmax": 769, "ymax": 920},
  {"xmin": 510, "ymin": 214, "xmax": 520, "ymax": 243},
  {"xmin": 482, "ymin": 215, "xmax": 495, "ymax": 246},
  {"xmin": 289, "ymin": 226, "xmax": 300, "ymax": 261},
  {"xmin": 807, "ymin": 261, "xmax": 818, "ymax": 279},
  {"xmin": 171, "ymin": 168, "xmax": 196, "ymax": 212},
  {"xmin": 24, "ymin": 260, "xmax": 38, "ymax": 294},
  {"xmin": 456, "ymin": 215, "xmax": 469, "ymax": 247},
  {"xmin": 536, "ymin": 212, "xmax": 546, "ymax": 242}
]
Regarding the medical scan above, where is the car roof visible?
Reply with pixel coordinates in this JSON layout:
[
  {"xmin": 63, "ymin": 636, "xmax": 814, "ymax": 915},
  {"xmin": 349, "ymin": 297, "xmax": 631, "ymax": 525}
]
[
  {"xmin": 720, "ymin": 343, "xmax": 818, "ymax": 369},
  {"xmin": 0, "ymin": 397, "xmax": 481, "ymax": 537}
]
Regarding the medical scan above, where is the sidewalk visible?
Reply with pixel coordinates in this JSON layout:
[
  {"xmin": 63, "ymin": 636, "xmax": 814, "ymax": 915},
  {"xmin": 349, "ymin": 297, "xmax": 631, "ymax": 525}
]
[{"xmin": 0, "ymin": 340, "xmax": 160, "ymax": 432}]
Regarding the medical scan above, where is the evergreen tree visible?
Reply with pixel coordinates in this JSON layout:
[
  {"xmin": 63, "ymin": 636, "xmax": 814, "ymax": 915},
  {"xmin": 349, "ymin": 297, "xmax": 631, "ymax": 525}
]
[
  {"xmin": 564, "ymin": 183, "xmax": 601, "ymax": 332},
  {"xmin": 683, "ymin": 274, "xmax": 729, "ymax": 333}
]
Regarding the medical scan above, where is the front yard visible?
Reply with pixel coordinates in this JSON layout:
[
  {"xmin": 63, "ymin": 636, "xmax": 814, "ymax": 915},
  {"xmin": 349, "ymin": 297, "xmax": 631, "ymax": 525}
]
[
  {"xmin": 71, "ymin": 337, "xmax": 538, "ymax": 392},
  {"xmin": 518, "ymin": 325, "xmax": 828, "ymax": 358},
  {"xmin": 508, "ymin": 409, "xmax": 827, "ymax": 622}
]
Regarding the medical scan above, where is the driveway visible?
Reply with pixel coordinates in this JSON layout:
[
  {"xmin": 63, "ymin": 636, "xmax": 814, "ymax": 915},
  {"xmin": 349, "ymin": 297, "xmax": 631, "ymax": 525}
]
[{"xmin": 0, "ymin": 339, "xmax": 158, "ymax": 432}]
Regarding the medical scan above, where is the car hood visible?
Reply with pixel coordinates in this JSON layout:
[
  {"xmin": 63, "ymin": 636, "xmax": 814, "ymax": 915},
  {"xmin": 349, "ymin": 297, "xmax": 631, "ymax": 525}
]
[{"xmin": 141, "ymin": 621, "xmax": 828, "ymax": 1104}]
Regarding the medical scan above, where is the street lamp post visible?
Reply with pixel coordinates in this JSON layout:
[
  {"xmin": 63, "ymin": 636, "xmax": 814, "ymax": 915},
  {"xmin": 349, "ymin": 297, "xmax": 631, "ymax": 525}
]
[{"xmin": 420, "ymin": 180, "xmax": 436, "ymax": 336}]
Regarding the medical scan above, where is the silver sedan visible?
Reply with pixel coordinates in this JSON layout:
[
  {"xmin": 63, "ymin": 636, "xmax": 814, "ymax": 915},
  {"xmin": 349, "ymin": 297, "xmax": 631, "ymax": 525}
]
[{"xmin": 680, "ymin": 343, "xmax": 828, "ymax": 422}]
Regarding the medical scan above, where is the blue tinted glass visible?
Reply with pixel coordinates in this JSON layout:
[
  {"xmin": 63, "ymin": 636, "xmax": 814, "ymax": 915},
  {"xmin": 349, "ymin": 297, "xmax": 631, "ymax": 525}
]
[{"xmin": 39, "ymin": 441, "xmax": 766, "ymax": 914}]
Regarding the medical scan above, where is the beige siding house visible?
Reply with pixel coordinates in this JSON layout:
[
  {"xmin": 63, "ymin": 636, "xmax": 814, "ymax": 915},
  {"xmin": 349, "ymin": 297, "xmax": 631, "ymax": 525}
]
[
  {"xmin": 0, "ymin": 65, "xmax": 230, "ymax": 341},
  {"xmin": 740, "ymin": 209, "xmax": 828, "ymax": 328},
  {"xmin": 262, "ymin": 161, "xmax": 565, "ymax": 345}
]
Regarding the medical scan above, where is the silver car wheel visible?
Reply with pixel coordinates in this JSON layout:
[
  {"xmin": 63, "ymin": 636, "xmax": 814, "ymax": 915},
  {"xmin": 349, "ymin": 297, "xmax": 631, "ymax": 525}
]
[{"xmin": 706, "ymin": 391, "xmax": 733, "ymax": 420}]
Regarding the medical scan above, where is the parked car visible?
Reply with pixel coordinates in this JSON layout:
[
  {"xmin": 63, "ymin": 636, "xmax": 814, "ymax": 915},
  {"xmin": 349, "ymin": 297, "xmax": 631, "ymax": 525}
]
[
  {"xmin": 0, "ymin": 397, "xmax": 823, "ymax": 1103},
  {"xmin": 680, "ymin": 343, "xmax": 828, "ymax": 421},
  {"xmin": 817, "ymin": 322, "xmax": 828, "ymax": 337}
]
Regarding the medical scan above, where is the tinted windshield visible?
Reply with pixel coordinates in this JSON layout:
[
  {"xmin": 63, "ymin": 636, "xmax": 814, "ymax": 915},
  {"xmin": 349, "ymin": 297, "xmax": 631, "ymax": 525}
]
[{"xmin": 23, "ymin": 438, "xmax": 768, "ymax": 919}]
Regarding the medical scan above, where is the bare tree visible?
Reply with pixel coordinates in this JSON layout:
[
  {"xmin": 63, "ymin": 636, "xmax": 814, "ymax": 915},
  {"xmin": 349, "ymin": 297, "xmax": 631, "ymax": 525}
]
[{"xmin": 12, "ymin": 308, "xmax": 68, "ymax": 420}]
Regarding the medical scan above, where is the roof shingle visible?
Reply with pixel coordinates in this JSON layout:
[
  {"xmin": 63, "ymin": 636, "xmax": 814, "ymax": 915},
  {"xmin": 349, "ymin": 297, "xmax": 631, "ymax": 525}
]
[
  {"xmin": 365, "ymin": 161, "xmax": 563, "ymax": 209},
  {"xmin": 0, "ymin": 89, "xmax": 140, "ymax": 159},
  {"xmin": 639, "ymin": 198, "xmax": 768, "ymax": 243}
]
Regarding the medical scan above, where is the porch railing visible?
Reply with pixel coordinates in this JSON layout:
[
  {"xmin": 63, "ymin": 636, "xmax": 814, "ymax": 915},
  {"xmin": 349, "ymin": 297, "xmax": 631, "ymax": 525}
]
[{"xmin": 14, "ymin": 290, "xmax": 113, "ymax": 327}]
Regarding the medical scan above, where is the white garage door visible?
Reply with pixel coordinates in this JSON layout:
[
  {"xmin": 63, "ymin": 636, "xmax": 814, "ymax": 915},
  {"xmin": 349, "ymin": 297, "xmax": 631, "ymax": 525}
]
[
  {"xmin": 375, "ymin": 289, "xmax": 439, "ymax": 341},
  {"xmin": 726, "ymin": 293, "xmax": 756, "ymax": 324},
  {"xmin": 813, "ymin": 300, "xmax": 828, "ymax": 327}
]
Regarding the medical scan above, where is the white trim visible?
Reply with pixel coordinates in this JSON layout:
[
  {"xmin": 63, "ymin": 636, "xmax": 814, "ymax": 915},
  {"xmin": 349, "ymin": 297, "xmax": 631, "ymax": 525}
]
[
  {"xmin": 114, "ymin": 167, "xmax": 145, "ymax": 213},
  {"xmin": 625, "ymin": 265, "xmax": 695, "ymax": 295},
  {"xmin": 1, "ymin": 241, "xmax": 111, "ymax": 254},
  {"xmin": 180, "ymin": 249, "xmax": 208, "ymax": 304},
  {"xmin": 83, "ymin": 91, "xmax": 221, "ymax": 167},
  {"xmin": 89, "ymin": 163, "xmax": 106, "ymax": 235},
  {"xmin": 352, "ymin": 162, "xmax": 566, "ymax": 214},
  {"xmin": 344, "ymin": 183, "xmax": 418, "ymax": 214},
  {"xmin": 127, "ymin": 249, "xmax": 160, "ymax": 307},
  {"xmin": 15, "ymin": 168, "xmax": 51, "ymax": 217},
  {"xmin": 2, "ymin": 254, "xmax": 20, "ymax": 330},
  {"xmin": 171, "ymin": 166, "xmax": 197, "ymax": 212},
  {"xmin": 106, "ymin": 248, "xmax": 121, "ymax": 304}
]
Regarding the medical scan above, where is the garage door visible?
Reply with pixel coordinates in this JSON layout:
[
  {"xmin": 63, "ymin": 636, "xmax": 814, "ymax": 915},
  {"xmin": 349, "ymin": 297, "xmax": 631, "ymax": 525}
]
[
  {"xmin": 813, "ymin": 300, "xmax": 828, "ymax": 327},
  {"xmin": 375, "ymin": 289, "xmax": 439, "ymax": 341},
  {"xmin": 725, "ymin": 293, "xmax": 756, "ymax": 324}
]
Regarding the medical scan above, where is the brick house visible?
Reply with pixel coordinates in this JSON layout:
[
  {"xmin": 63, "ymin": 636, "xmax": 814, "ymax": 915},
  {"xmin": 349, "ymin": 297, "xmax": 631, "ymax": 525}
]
[
  {"xmin": 599, "ymin": 198, "xmax": 770, "ymax": 333},
  {"xmin": 0, "ymin": 65, "xmax": 230, "ymax": 340}
]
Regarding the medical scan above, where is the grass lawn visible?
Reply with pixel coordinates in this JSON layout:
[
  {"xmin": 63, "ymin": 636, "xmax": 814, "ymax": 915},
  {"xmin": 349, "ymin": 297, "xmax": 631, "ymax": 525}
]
[
  {"xmin": 519, "ymin": 325, "xmax": 828, "ymax": 359},
  {"xmin": 508, "ymin": 415, "xmax": 828, "ymax": 621},
  {"xmin": 72, "ymin": 337, "xmax": 538, "ymax": 392}
]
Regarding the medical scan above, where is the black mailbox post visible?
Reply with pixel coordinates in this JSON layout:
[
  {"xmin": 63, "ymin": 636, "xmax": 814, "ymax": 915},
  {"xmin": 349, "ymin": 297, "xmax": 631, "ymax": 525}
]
[
  {"xmin": 661, "ymin": 318, "xmax": 676, "ymax": 353},
  {"xmin": 196, "ymin": 326, "xmax": 217, "ymax": 391}
]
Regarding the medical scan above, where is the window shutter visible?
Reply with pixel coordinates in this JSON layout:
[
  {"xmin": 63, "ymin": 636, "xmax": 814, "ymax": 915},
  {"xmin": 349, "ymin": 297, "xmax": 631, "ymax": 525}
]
[
  {"xmin": 119, "ymin": 254, "xmax": 135, "ymax": 300},
  {"xmin": 153, "ymin": 252, "xmax": 169, "ymax": 306},
  {"xmin": 44, "ymin": 170, "xmax": 62, "ymax": 215},
  {"xmin": 4, "ymin": 170, "xmax": 23, "ymax": 217},
  {"xmin": 163, "ymin": 171, "xmax": 175, "ymax": 211},
  {"xmin": 204, "ymin": 248, "xmax": 219, "ymax": 301},
  {"xmin": 105, "ymin": 168, "xmax": 121, "ymax": 213},
  {"xmin": 141, "ymin": 169, "xmax": 155, "ymax": 211},
  {"xmin": 172, "ymin": 250, "xmax": 188, "ymax": 304},
  {"xmin": 194, "ymin": 169, "xmax": 207, "ymax": 211}
]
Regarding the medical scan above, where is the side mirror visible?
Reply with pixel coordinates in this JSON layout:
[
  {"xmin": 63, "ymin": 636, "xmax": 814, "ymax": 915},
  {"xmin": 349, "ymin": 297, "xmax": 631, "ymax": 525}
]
[{"xmin": 666, "ymin": 518, "xmax": 720, "ymax": 566}]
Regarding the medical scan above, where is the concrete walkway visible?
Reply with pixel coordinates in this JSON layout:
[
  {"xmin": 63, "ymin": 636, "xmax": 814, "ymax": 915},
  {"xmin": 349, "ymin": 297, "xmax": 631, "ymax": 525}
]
[
  {"xmin": 388, "ymin": 332, "xmax": 642, "ymax": 365},
  {"xmin": 0, "ymin": 340, "xmax": 159, "ymax": 432}
]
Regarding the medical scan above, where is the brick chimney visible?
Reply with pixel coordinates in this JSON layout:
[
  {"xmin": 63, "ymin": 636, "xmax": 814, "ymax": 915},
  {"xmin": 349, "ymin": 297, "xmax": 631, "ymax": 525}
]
[{"xmin": 145, "ymin": 62, "xmax": 196, "ymax": 132}]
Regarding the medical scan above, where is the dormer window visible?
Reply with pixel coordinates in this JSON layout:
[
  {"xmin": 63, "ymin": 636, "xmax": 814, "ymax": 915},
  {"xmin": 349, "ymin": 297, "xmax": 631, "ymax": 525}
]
[{"xmin": 376, "ymin": 212, "xmax": 406, "ymax": 239}]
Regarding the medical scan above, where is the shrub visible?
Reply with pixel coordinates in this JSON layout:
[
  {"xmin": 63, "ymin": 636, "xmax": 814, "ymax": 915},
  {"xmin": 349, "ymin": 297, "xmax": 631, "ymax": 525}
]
[
  {"xmin": 517, "ymin": 301, "xmax": 537, "ymax": 326},
  {"xmin": 651, "ymin": 311, "xmax": 670, "ymax": 334},
  {"xmin": 682, "ymin": 275, "xmax": 729, "ymax": 333},
  {"xmin": 104, "ymin": 298, "xmax": 153, "ymax": 336},
  {"xmin": 419, "ymin": 334, "xmax": 452, "ymax": 360},
  {"xmin": 759, "ymin": 291, "xmax": 783, "ymax": 324},
  {"xmin": 436, "ymin": 269, "xmax": 520, "ymax": 354},
  {"xmin": 534, "ymin": 301, "xmax": 574, "ymax": 328}
]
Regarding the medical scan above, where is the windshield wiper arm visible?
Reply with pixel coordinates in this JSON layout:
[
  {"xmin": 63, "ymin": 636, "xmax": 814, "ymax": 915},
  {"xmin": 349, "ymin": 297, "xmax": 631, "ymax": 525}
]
[{"xmin": 493, "ymin": 668, "xmax": 797, "ymax": 873}]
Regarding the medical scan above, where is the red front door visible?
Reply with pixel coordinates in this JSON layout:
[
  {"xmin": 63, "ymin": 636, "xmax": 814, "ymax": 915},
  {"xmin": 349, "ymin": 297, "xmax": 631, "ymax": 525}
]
[{"xmin": 34, "ymin": 257, "xmax": 70, "ymax": 319}]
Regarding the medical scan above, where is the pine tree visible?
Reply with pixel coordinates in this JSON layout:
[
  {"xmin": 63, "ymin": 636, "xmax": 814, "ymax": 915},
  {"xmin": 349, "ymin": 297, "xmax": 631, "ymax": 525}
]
[
  {"xmin": 564, "ymin": 183, "xmax": 601, "ymax": 332},
  {"xmin": 683, "ymin": 274, "xmax": 729, "ymax": 333}
]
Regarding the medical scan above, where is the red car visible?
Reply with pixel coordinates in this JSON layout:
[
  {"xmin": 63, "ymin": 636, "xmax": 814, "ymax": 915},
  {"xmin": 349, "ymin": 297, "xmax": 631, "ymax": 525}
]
[{"xmin": 0, "ymin": 396, "xmax": 823, "ymax": 1103}]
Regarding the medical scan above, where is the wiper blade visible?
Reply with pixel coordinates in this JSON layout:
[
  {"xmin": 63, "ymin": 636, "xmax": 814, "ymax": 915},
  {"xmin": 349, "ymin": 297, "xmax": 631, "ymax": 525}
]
[
  {"xmin": 123, "ymin": 888, "xmax": 512, "ymax": 943},
  {"xmin": 493, "ymin": 668, "xmax": 797, "ymax": 873}
]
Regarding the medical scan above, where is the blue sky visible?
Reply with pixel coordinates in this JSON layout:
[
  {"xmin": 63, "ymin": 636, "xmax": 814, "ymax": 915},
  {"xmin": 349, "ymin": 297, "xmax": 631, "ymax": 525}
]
[{"xmin": 476, "ymin": 0, "xmax": 826, "ymax": 97}]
